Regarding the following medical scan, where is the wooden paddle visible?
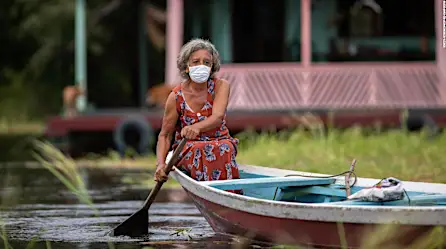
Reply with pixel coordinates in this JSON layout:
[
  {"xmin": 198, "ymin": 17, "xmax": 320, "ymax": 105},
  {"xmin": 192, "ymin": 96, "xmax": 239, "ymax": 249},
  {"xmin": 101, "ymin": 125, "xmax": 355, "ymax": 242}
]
[{"xmin": 110, "ymin": 138, "xmax": 187, "ymax": 237}]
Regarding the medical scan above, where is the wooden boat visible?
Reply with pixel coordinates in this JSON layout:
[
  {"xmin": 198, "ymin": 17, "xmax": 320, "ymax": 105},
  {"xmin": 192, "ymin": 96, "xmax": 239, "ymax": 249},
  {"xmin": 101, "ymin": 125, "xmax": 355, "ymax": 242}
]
[{"xmin": 171, "ymin": 164, "xmax": 446, "ymax": 248}]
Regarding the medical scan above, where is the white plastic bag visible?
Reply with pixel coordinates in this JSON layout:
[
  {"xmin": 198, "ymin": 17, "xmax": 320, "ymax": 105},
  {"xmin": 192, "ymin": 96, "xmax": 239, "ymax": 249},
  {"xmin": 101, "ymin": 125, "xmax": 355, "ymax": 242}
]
[{"xmin": 347, "ymin": 177, "xmax": 405, "ymax": 202}]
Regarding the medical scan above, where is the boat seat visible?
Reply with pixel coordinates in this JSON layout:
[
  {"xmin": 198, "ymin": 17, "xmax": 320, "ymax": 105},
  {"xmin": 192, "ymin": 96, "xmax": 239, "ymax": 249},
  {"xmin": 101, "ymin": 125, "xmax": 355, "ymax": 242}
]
[{"xmin": 203, "ymin": 176, "xmax": 336, "ymax": 191}]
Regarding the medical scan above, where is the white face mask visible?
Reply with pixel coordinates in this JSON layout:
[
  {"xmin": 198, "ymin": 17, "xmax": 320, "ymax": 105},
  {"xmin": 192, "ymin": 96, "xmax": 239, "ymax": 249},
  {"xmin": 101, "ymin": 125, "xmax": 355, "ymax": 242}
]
[{"xmin": 188, "ymin": 65, "xmax": 211, "ymax": 83}]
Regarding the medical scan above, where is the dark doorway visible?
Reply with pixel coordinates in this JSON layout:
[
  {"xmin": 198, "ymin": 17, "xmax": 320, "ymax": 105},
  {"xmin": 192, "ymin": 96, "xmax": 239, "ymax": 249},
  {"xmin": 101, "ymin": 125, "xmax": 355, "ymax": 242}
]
[{"xmin": 231, "ymin": 0, "xmax": 285, "ymax": 63}]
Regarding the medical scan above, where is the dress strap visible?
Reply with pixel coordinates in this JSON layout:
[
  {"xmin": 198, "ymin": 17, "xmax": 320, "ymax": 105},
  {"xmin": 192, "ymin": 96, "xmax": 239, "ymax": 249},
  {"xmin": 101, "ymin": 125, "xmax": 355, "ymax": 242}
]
[
  {"xmin": 172, "ymin": 84, "xmax": 183, "ymax": 114},
  {"xmin": 207, "ymin": 78, "xmax": 217, "ymax": 102}
]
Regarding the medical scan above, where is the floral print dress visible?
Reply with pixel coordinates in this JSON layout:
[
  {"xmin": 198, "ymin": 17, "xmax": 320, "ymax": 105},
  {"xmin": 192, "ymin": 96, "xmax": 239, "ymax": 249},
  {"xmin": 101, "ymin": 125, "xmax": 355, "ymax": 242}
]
[{"xmin": 171, "ymin": 78, "xmax": 242, "ymax": 194}]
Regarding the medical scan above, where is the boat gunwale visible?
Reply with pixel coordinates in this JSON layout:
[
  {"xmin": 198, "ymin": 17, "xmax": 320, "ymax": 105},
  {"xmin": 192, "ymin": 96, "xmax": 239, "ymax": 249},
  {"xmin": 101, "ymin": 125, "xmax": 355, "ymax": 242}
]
[{"xmin": 171, "ymin": 164, "xmax": 446, "ymax": 226}]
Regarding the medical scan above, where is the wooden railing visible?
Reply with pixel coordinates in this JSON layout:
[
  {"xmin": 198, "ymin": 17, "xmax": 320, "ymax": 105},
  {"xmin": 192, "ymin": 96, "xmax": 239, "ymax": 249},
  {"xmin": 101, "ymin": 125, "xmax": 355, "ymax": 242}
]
[{"xmin": 218, "ymin": 62, "xmax": 445, "ymax": 110}]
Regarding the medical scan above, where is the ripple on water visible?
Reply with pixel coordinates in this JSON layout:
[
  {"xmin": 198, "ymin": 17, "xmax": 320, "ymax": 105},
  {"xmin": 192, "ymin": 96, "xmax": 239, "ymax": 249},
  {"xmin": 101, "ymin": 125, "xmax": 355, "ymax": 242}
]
[
  {"xmin": 1, "ymin": 201, "xmax": 215, "ymax": 244},
  {"xmin": 0, "ymin": 165, "xmax": 238, "ymax": 249}
]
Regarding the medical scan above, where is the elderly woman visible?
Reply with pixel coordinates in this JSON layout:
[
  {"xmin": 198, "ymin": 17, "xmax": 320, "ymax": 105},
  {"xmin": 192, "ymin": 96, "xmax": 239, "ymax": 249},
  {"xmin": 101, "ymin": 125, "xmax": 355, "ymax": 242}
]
[{"xmin": 154, "ymin": 38, "xmax": 241, "ymax": 193}]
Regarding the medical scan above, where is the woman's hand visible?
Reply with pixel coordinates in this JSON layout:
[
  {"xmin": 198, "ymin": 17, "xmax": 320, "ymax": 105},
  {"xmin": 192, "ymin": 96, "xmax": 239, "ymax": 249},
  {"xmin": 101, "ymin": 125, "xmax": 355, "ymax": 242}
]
[
  {"xmin": 181, "ymin": 125, "xmax": 200, "ymax": 139},
  {"xmin": 154, "ymin": 163, "xmax": 175, "ymax": 182}
]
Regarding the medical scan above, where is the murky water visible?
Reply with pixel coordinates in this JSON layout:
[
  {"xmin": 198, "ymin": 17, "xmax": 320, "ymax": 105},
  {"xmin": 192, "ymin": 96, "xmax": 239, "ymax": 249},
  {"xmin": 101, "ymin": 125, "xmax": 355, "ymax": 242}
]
[{"xmin": 0, "ymin": 164, "xmax": 243, "ymax": 249}]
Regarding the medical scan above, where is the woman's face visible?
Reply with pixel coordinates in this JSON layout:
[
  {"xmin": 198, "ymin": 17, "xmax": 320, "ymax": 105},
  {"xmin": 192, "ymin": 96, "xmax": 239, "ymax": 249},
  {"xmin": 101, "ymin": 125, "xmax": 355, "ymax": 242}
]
[{"xmin": 187, "ymin": 49, "xmax": 212, "ymax": 69}]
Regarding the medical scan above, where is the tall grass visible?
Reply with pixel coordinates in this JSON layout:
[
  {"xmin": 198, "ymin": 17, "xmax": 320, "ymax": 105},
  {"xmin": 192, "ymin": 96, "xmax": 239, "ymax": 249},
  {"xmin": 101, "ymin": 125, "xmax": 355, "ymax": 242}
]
[
  {"xmin": 0, "ymin": 140, "xmax": 116, "ymax": 249},
  {"xmin": 236, "ymin": 123, "xmax": 446, "ymax": 183},
  {"xmin": 76, "ymin": 115, "xmax": 446, "ymax": 188},
  {"xmin": 32, "ymin": 140, "xmax": 93, "ymax": 206},
  {"xmin": 32, "ymin": 140, "xmax": 116, "ymax": 249},
  {"xmin": 73, "ymin": 113, "xmax": 446, "ymax": 183}
]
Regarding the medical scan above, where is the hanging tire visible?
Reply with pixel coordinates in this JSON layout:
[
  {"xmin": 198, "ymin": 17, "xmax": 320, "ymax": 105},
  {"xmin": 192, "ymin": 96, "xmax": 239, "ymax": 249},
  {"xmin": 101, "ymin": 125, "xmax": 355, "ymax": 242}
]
[
  {"xmin": 404, "ymin": 112, "xmax": 439, "ymax": 138},
  {"xmin": 113, "ymin": 116, "xmax": 153, "ymax": 157}
]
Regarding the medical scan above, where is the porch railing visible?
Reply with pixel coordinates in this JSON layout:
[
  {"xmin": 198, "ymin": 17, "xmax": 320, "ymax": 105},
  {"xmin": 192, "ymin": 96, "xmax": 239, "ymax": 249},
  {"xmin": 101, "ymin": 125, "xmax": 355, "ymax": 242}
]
[{"xmin": 217, "ymin": 62, "xmax": 446, "ymax": 111}]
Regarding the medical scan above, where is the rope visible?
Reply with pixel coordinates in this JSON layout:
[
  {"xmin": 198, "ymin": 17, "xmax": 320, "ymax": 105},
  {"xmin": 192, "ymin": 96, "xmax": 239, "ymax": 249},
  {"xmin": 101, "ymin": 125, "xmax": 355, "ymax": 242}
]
[{"xmin": 403, "ymin": 188, "xmax": 411, "ymax": 206}]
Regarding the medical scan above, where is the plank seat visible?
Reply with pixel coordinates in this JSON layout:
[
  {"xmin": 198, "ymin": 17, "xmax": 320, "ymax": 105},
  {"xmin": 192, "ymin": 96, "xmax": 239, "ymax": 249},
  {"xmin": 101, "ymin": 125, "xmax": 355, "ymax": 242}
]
[{"xmin": 203, "ymin": 177, "xmax": 336, "ymax": 191}]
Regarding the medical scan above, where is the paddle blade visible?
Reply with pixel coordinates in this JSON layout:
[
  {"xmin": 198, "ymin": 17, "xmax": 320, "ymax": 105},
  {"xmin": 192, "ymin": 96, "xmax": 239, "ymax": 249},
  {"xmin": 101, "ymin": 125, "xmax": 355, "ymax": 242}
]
[
  {"xmin": 109, "ymin": 138, "xmax": 188, "ymax": 237},
  {"xmin": 110, "ymin": 208, "xmax": 148, "ymax": 237}
]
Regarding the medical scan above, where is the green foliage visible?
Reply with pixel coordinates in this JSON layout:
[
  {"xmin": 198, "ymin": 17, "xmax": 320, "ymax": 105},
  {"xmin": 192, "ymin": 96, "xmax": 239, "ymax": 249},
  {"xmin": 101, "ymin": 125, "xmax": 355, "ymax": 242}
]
[
  {"xmin": 1, "ymin": 0, "xmax": 150, "ymax": 123},
  {"xmin": 236, "ymin": 127, "xmax": 446, "ymax": 183},
  {"xmin": 0, "ymin": 69, "xmax": 45, "ymax": 121},
  {"xmin": 14, "ymin": 0, "xmax": 108, "ymax": 77}
]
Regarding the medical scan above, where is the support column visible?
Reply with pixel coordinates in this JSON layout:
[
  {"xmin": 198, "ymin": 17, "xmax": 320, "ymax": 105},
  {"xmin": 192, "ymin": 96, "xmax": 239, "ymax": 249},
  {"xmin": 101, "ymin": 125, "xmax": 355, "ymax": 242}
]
[
  {"xmin": 436, "ymin": 0, "xmax": 445, "ymax": 76},
  {"xmin": 75, "ymin": 0, "xmax": 87, "ymax": 111},
  {"xmin": 211, "ymin": 0, "xmax": 232, "ymax": 63},
  {"xmin": 138, "ymin": 1, "xmax": 148, "ymax": 107},
  {"xmin": 165, "ymin": 0, "xmax": 184, "ymax": 84},
  {"xmin": 301, "ymin": 0, "xmax": 311, "ymax": 67}
]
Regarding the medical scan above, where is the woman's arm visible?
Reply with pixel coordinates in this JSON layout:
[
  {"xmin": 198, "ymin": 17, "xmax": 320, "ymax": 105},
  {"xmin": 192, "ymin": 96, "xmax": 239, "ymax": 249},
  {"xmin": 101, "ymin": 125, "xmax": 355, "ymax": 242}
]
[
  {"xmin": 156, "ymin": 92, "xmax": 178, "ymax": 168},
  {"xmin": 192, "ymin": 79, "xmax": 230, "ymax": 132}
]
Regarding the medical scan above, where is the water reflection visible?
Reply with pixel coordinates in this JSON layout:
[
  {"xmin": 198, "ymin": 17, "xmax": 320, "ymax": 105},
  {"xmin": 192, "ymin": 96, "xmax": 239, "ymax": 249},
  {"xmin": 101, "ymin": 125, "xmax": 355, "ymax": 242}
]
[{"xmin": 0, "ymin": 164, "xmax": 235, "ymax": 249}]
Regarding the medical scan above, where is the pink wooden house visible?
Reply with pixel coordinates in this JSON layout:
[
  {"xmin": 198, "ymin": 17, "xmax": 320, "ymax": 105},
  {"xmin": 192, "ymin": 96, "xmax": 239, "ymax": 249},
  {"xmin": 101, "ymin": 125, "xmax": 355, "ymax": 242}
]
[{"xmin": 163, "ymin": 0, "xmax": 446, "ymax": 110}]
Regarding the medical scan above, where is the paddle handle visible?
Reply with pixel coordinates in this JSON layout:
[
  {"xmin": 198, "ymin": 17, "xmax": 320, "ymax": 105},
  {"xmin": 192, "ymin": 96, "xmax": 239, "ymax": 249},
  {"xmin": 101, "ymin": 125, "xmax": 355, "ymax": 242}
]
[{"xmin": 142, "ymin": 138, "xmax": 187, "ymax": 210}]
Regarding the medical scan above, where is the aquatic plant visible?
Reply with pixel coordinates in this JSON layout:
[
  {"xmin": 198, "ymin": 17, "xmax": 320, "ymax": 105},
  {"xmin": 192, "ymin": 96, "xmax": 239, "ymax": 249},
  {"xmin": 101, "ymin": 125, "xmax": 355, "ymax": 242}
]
[
  {"xmin": 32, "ymin": 140, "xmax": 93, "ymax": 206},
  {"xmin": 170, "ymin": 228, "xmax": 193, "ymax": 240},
  {"xmin": 30, "ymin": 140, "xmax": 116, "ymax": 249}
]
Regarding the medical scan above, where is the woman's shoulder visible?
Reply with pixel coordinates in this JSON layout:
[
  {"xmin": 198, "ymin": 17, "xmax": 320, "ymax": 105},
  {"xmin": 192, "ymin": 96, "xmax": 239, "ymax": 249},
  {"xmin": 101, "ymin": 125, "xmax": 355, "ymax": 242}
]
[
  {"xmin": 213, "ymin": 77, "xmax": 229, "ymax": 85},
  {"xmin": 212, "ymin": 78, "xmax": 230, "ymax": 91}
]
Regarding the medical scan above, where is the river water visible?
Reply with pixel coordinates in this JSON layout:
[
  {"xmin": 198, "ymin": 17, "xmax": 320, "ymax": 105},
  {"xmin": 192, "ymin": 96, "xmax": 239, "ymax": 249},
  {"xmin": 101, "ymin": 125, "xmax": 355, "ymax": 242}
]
[{"xmin": 0, "ymin": 164, "xmax": 264, "ymax": 249}]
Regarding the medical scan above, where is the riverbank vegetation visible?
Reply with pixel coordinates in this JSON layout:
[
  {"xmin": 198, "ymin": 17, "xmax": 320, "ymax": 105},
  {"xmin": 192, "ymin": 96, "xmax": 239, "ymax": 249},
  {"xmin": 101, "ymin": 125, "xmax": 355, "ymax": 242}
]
[
  {"xmin": 2, "ymin": 116, "xmax": 446, "ymax": 249},
  {"xmin": 27, "ymin": 129, "xmax": 446, "ymax": 248},
  {"xmin": 1, "ymin": 119, "xmax": 445, "ymax": 188},
  {"xmin": 236, "ymin": 126, "xmax": 446, "ymax": 183},
  {"xmin": 77, "ymin": 124, "xmax": 446, "ymax": 185},
  {"xmin": 1, "ymin": 126, "xmax": 445, "ymax": 248},
  {"xmin": 3, "ymin": 123, "xmax": 444, "ymax": 187}
]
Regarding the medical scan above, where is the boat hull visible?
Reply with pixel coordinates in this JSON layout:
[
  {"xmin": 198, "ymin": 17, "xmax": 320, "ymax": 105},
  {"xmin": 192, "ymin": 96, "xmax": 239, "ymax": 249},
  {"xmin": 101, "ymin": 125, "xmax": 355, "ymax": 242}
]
[
  {"xmin": 171, "ymin": 164, "xmax": 446, "ymax": 248},
  {"xmin": 184, "ymin": 188, "xmax": 436, "ymax": 248}
]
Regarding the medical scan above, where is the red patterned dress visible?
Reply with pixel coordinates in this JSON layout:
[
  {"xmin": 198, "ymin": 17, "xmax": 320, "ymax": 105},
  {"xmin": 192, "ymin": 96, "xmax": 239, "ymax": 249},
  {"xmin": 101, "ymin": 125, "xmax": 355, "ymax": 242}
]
[{"xmin": 171, "ymin": 78, "xmax": 242, "ymax": 193}]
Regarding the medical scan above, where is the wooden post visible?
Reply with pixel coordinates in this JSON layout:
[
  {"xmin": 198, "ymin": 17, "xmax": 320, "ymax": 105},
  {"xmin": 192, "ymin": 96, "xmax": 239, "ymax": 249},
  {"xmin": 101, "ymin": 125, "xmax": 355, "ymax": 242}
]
[
  {"xmin": 75, "ymin": 0, "xmax": 87, "ymax": 111},
  {"xmin": 301, "ymin": 0, "xmax": 312, "ymax": 67},
  {"xmin": 165, "ymin": 0, "xmax": 184, "ymax": 85}
]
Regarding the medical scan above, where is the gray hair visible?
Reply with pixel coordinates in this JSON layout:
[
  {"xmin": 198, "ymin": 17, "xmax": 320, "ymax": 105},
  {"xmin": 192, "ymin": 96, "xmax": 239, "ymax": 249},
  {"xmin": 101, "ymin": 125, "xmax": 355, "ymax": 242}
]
[{"xmin": 177, "ymin": 38, "xmax": 221, "ymax": 80}]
